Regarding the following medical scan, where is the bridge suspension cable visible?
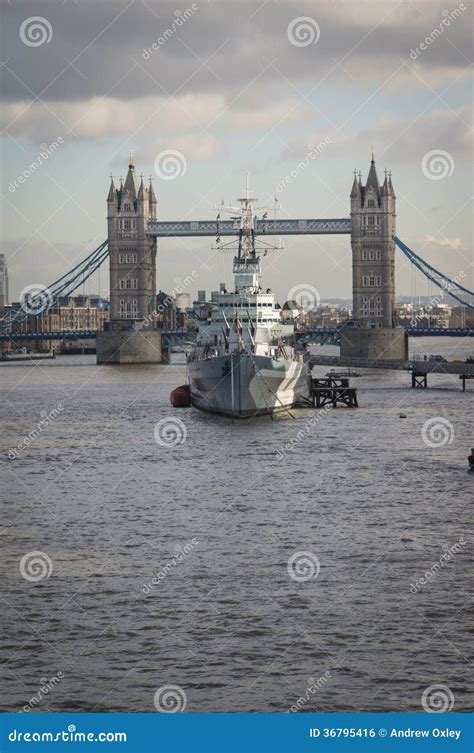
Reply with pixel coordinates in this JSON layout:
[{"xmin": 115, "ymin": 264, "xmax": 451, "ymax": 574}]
[
  {"xmin": 393, "ymin": 235, "xmax": 474, "ymax": 310},
  {"xmin": 2, "ymin": 234, "xmax": 472, "ymax": 332},
  {"xmin": 1, "ymin": 241, "xmax": 109, "ymax": 329}
]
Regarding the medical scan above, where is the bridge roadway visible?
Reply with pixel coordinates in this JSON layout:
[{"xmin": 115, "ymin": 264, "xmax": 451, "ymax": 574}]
[
  {"xmin": 0, "ymin": 330, "xmax": 97, "ymax": 342},
  {"xmin": 0, "ymin": 329, "xmax": 190, "ymax": 349},
  {"xmin": 2, "ymin": 327, "xmax": 472, "ymax": 346},
  {"xmin": 406, "ymin": 328, "xmax": 474, "ymax": 337},
  {"xmin": 308, "ymin": 354, "xmax": 474, "ymax": 376},
  {"xmin": 146, "ymin": 218, "xmax": 352, "ymax": 237},
  {"xmin": 297, "ymin": 327, "xmax": 473, "ymax": 342}
]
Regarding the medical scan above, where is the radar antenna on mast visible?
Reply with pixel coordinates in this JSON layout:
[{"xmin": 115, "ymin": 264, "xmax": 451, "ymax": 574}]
[{"xmin": 212, "ymin": 174, "xmax": 282, "ymax": 259}]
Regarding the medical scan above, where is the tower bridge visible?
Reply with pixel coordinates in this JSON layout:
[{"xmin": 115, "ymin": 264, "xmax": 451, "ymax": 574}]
[{"xmin": 1, "ymin": 154, "xmax": 473, "ymax": 364}]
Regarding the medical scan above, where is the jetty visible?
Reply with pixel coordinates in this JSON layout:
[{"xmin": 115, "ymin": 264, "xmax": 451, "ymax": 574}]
[
  {"xmin": 311, "ymin": 374, "xmax": 358, "ymax": 408},
  {"xmin": 309, "ymin": 355, "xmax": 474, "ymax": 389}
]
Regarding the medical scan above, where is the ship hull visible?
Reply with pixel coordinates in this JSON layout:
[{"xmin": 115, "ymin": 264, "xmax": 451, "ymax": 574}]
[{"xmin": 187, "ymin": 353, "xmax": 311, "ymax": 417}]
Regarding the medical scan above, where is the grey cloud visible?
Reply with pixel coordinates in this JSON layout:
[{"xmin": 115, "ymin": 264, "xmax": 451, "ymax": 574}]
[
  {"xmin": 281, "ymin": 106, "xmax": 473, "ymax": 167},
  {"xmin": 1, "ymin": 0, "xmax": 471, "ymax": 108}
]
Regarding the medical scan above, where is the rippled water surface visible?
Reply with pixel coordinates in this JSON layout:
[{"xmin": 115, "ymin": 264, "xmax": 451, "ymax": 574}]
[{"xmin": 1, "ymin": 338, "xmax": 472, "ymax": 713}]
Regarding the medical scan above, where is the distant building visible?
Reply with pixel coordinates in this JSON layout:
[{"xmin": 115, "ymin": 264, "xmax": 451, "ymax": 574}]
[
  {"xmin": 156, "ymin": 290, "xmax": 177, "ymax": 331},
  {"xmin": 281, "ymin": 300, "xmax": 301, "ymax": 321},
  {"xmin": 0, "ymin": 254, "xmax": 9, "ymax": 311},
  {"xmin": 176, "ymin": 293, "xmax": 190, "ymax": 311},
  {"xmin": 6, "ymin": 295, "xmax": 109, "ymax": 352},
  {"xmin": 450, "ymin": 306, "xmax": 474, "ymax": 329},
  {"xmin": 281, "ymin": 301, "xmax": 353, "ymax": 330},
  {"xmin": 429, "ymin": 304, "xmax": 451, "ymax": 328},
  {"xmin": 395, "ymin": 301, "xmax": 464, "ymax": 330},
  {"xmin": 57, "ymin": 296, "xmax": 110, "ymax": 331},
  {"xmin": 7, "ymin": 295, "xmax": 109, "ymax": 334},
  {"xmin": 192, "ymin": 297, "xmax": 213, "ymax": 324},
  {"xmin": 306, "ymin": 304, "xmax": 351, "ymax": 329},
  {"xmin": 88, "ymin": 295, "xmax": 109, "ymax": 312}
]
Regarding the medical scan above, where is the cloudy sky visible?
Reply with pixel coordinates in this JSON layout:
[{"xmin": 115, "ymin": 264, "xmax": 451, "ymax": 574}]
[{"xmin": 1, "ymin": 0, "xmax": 472, "ymax": 304}]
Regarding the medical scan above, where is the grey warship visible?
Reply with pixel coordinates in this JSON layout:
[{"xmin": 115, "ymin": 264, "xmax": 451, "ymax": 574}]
[{"xmin": 187, "ymin": 178, "xmax": 311, "ymax": 418}]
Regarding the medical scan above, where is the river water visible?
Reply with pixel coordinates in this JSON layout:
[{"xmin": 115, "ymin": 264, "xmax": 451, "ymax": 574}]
[{"xmin": 1, "ymin": 337, "xmax": 472, "ymax": 713}]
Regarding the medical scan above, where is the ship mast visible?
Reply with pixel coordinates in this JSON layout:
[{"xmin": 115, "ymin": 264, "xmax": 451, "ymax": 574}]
[
  {"xmin": 237, "ymin": 171, "xmax": 256, "ymax": 260},
  {"xmin": 213, "ymin": 174, "xmax": 282, "ymax": 262}
]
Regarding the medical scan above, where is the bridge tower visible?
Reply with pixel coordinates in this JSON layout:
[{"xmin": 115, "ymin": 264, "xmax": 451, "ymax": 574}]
[
  {"xmin": 341, "ymin": 153, "xmax": 408, "ymax": 361},
  {"xmin": 96, "ymin": 155, "xmax": 163, "ymax": 364}
]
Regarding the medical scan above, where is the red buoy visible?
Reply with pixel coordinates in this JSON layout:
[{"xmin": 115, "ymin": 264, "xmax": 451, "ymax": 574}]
[{"xmin": 170, "ymin": 384, "xmax": 191, "ymax": 407}]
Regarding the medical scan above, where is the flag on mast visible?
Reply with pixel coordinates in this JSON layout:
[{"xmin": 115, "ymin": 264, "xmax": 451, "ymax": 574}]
[{"xmin": 233, "ymin": 313, "xmax": 242, "ymax": 334}]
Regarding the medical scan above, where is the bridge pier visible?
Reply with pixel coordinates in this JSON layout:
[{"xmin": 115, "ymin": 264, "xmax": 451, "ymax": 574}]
[
  {"xmin": 340, "ymin": 327, "xmax": 408, "ymax": 361},
  {"xmin": 96, "ymin": 330, "xmax": 163, "ymax": 365}
]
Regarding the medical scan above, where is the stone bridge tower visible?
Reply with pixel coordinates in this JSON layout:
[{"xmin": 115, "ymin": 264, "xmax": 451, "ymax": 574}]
[
  {"xmin": 107, "ymin": 155, "xmax": 157, "ymax": 325},
  {"xmin": 96, "ymin": 156, "xmax": 163, "ymax": 364},
  {"xmin": 341, "ymin": 152, "xmax": 408, "ymax": 360}
]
